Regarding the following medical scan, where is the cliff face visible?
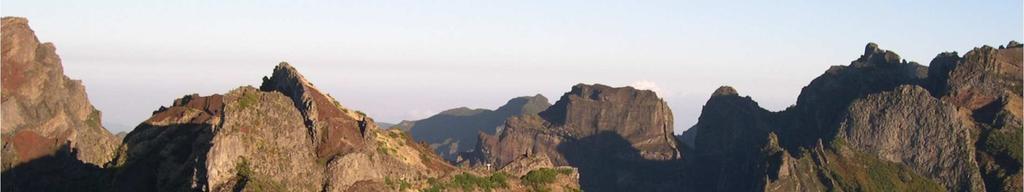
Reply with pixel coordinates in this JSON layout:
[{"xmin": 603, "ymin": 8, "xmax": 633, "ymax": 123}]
[
  {"xmin": 838, "ymin": 85, "xmax": 984, "ymax": 191},
  {"xmin": 1, "ymin": 17, "xmax": 120, "ymax": 191},
  {"xmin": 687, "ymin": 86, "xmax": 780, "ymax": 191},
  {"xmin": 400, "ymin": 94, "xmax": 550, "ymax": 162},
  {"xmin": 472, "ymin": 84, "xmax": 682, "ymax": 191}
]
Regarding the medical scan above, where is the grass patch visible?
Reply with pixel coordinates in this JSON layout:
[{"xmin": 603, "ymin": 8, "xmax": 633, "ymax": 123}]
[
  {"xmin": 384, "ymin": 177, "xmax": 412, "ymax": 191},
  {"xmin": 522, "ymin": 168, "xmax": 574, "ymax": 192},
  {"xmin": 237, "ymin": 92, "xmax": 259, "ymax": 109},
  {"xmin": 377, "ymin": 145, "xmax": 397, "ymax": 156},
  {"xmin": 235, "ymin": 157, "xmax": 286, "ymax": 192},
  {"xmin": 85, "ymin": 108, "xmax": 102, "ymax": 128},
  {"xmin": 425, "ymin": 172, "xmax": 510, "ymax": 192}
]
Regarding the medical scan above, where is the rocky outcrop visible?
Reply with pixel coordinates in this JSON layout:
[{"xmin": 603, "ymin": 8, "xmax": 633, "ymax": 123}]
[
  {"xmin": 399, "ymin": 94, "xmax": 550, "ymax": 162},
  {"xmin": 838, "ymin": 85, "xmax": 984, "ymax": 191},
  {"xmin": 927, "ymin": 42, "xmax": 1023, "ymax": 191},
  {"xmin": 472, "ymin": 84, "xmax": 683, "ymax": 191},
  {"xmin": 114, "ymin": 87, "xmax": 325, "ymax": 191},
  {"xmin": 1, "ymin": 17, "xmax": 120, "ymax": 191},
  {"xmin": 786, "ymin": 43, "xmax": 928, "ymax": 148}
]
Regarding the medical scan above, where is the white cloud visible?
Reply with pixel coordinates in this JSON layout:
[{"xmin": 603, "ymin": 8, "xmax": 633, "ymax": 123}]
[{"xmin": 629, "ymin": 80, "xmax": 668, "ymax": 97}]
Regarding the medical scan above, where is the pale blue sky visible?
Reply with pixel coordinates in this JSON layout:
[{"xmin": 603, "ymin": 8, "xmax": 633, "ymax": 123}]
[{"xmin": 3, "ymin": 0, "xmax": 1021, "ymax": 133}]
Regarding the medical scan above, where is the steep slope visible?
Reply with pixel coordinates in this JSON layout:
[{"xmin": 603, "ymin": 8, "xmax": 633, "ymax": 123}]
[
  {"xmin": 1, "ymin": 17, "xmax": 120, "ymax": 191},
  {"xmin": 471, "ymin": 84, "xmax": 682, "ymax": 191},
  {"xmin": 398, "ymin": 94, "xmax": 550, "ymax": 162}
]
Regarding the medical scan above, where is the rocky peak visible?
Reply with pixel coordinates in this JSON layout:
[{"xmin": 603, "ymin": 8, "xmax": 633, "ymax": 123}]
[
  {"xmin": 1, "ymin": 16, "xmax": 118, "ymax": 166},
  {"xmin": 1006, "ymin": 40, "xmax": 1022, "ymax": 49},
  {"xmin": 688, "ymin": 86, "xmax": 777, "ymax": 191},
  {"xmin": 789, "ymin": 42, "xmax": 928, "ymax": 147},
  {"xmin": 924, "ymin": 42, "xmax": 1023, "ymax": 191},
  {"xmin": 855, "ymin": 42, "xmax": 904, "ymax": 67},
  {"xmin": 928, "ymin": 43, "xmax": 1022, "ymax": 110},
  {"xmin": 259, "ymin": 62, "xmax": 368, "ymax": 159},
  {"xmin": 711, "ymin": 86, "xmax": 738, "ymax": 97}
]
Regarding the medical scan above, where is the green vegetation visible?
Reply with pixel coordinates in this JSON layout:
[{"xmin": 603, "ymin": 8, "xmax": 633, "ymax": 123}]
[
  {"xmin": 423, "ymin": 177, "xmax": 444, "ymax": 192},
  {"xmin": 522, "ymin": 168, "xmax": 574, "ymax": 192},
  {"xmin": 85, "ymin": 108, "xmax": 102, "ymax": 128},
  {"xmin": 562, "ymin": 185, "xmax": 582, "ymax": 192},
  {"xmin": 826, "ymin": 149, "xmax": 943, "ymax": 192},
  {"xmin": 377, "ymin": 145, "xmax": 398, "ymax": 156},
  {"xmin": 424, "ymin": 172, "xmax": 510, "ymax": 192},
  {"xmin": 384, "ymin": 177, "xmax": 412, "ymax": 191},
  {"xmin": 236, "ymin": 157, "xmax": 254, "ymax": 179},
  {"xmin": 983, "ymin": 127, "xmax": 1023, "ymax": 162},
  {"xmin": 234, "ymin": 157, "xmax": 286, "ymax": 192},
  {"xmin": 237, "ymin": 92, "xmax": 259, "ymax": 109}
]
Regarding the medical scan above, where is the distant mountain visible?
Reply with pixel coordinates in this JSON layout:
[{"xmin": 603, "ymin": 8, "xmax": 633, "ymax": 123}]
[
  {"xmin": 375, "ymin": 122, "xmax": 396, "ymax": 129},
  {"xmin": 396, "ymin": 94, "xmax": 551, "ymax": 161}
]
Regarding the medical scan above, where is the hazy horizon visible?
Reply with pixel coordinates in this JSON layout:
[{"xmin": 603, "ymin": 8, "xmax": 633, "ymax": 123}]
[{"xmin": 3, "ymin": 0, "xmax": 1021, "ymax": 133}]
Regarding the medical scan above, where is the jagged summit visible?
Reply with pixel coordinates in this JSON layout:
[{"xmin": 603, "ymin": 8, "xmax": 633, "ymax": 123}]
[
  {"xmin": 259, "ymin": 62, "xmax": 369, "ymax": 158},
  {"xmin": 261, "ymin": 62, "xmax": 314, "ymax": 94},
  {"xmin": 855, "ymin": 42, "xmax": 905, "ymax": 67},
  {"xmin": 1006, "ymin": 40, "xmax": 1022, "ymax": 48}
]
